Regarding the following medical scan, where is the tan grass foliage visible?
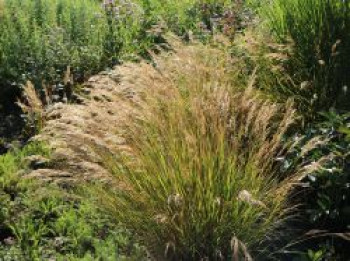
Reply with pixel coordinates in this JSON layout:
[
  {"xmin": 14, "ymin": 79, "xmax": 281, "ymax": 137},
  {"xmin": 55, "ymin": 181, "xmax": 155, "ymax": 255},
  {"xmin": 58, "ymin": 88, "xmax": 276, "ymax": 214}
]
[
  {"xmin": 25, "ymin": 37, "xmax": 328, "ymax": 258},
  {"xmin": 17, "ymin": 81, "xmax": 46, "ymax": 133},
  {"xmin": 28, "ymin": 37, "xmax": 235, "ymax": 182},
  {"xmin": 18, "ymin": 81, "xmax": 45, "ymax": 114},
  {"xmin": 91, "ymin": 39, "xmax": 328, "ymax": 260}
]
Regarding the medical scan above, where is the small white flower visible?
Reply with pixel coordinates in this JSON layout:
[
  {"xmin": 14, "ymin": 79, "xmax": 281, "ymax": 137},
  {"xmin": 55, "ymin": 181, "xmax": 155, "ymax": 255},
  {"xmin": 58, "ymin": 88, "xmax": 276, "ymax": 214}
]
[
  {"xmin": 343, "ymin": 85, "xmax": 348, "ymax": 94},
  {"xmin": 300, "ymin": 81, "xmax": 309, "ymax": 90},
  {"xmin": 318, "ymin": 60, "xmax": 326, "ymax": 66},
  {"xmin": 237, "ymin": 190, "xmax": 267, "ymax": 208}
]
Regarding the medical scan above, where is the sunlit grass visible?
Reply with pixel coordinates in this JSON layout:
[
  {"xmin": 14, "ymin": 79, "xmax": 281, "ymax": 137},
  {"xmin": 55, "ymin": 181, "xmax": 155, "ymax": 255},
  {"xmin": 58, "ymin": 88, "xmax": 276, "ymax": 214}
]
[{"xmin": 91, "ymin": 41, "xmax": 324, "ymax": 260}]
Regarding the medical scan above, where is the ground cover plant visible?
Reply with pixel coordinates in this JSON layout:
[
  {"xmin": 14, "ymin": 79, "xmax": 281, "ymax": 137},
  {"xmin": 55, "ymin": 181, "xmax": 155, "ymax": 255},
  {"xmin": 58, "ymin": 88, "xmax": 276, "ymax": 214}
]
[{"xmin": 0, "ymin": 142, "xmax": 145, "ymax": 260}]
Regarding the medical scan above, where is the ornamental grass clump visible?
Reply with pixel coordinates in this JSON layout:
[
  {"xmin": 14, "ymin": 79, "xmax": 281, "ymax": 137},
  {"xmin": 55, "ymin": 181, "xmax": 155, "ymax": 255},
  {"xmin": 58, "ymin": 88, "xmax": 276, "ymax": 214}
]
[
  {"xmin": 93, "ymin": 42, "xmax": 326, "ymax": 260},
  {"xmin": 262, "ymin": 0, "xmax": 350, "ymax": 115}
]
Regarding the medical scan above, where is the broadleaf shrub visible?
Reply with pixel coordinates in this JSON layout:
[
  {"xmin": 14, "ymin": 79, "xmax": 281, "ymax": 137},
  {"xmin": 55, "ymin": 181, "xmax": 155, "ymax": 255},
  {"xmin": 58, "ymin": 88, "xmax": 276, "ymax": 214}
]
[{"xmin": 288, "ymin": 111, "xmax": 350, "ymax": 259}]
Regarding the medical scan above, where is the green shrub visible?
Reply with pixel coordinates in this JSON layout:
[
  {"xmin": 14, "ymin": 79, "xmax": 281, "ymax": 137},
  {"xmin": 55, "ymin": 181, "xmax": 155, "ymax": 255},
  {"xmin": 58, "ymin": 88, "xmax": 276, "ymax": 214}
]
[
  {"xmin": 135, "ymin": 0, "xmax": 241, "ymax": 37},
  {"xmin": 0, "ymin": 0, "xmax": 105, "ymax": 93},
  {"xmin": 0, "ymin": 0, "xmax": 156, "ymax": 103},
  {"xmin": 262, "ymin": 0, "xmax": 350, "ymax": 116}
]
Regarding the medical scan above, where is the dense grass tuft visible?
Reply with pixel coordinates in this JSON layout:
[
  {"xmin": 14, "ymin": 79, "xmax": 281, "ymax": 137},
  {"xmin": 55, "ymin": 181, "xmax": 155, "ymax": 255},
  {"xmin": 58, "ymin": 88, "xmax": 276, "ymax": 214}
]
[{"xmin": 92, "ymin": 42, "xmax": 326, "ymax": 260}]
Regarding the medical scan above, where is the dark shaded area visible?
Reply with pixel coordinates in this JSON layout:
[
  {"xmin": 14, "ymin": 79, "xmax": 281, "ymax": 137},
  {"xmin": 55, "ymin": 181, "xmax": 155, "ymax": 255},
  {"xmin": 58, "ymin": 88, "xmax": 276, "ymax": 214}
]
[
  {"xmin": 0, "ymin": 87, "xmax": 26, "ymax": 155},
  {"xmin": 280, "ymin": 111, "xmax": 350, "ymax": 260}
]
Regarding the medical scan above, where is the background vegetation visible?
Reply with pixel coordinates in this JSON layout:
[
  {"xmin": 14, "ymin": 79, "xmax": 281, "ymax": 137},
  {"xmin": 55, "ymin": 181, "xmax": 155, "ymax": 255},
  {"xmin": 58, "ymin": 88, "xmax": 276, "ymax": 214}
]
[
  {"xmin": 261, "ymin": 0, "xmax": 350, "ymax": 117},
  {"xmin": 0, "ymin": 0, "xmax": 248, "ymax": 105}
]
